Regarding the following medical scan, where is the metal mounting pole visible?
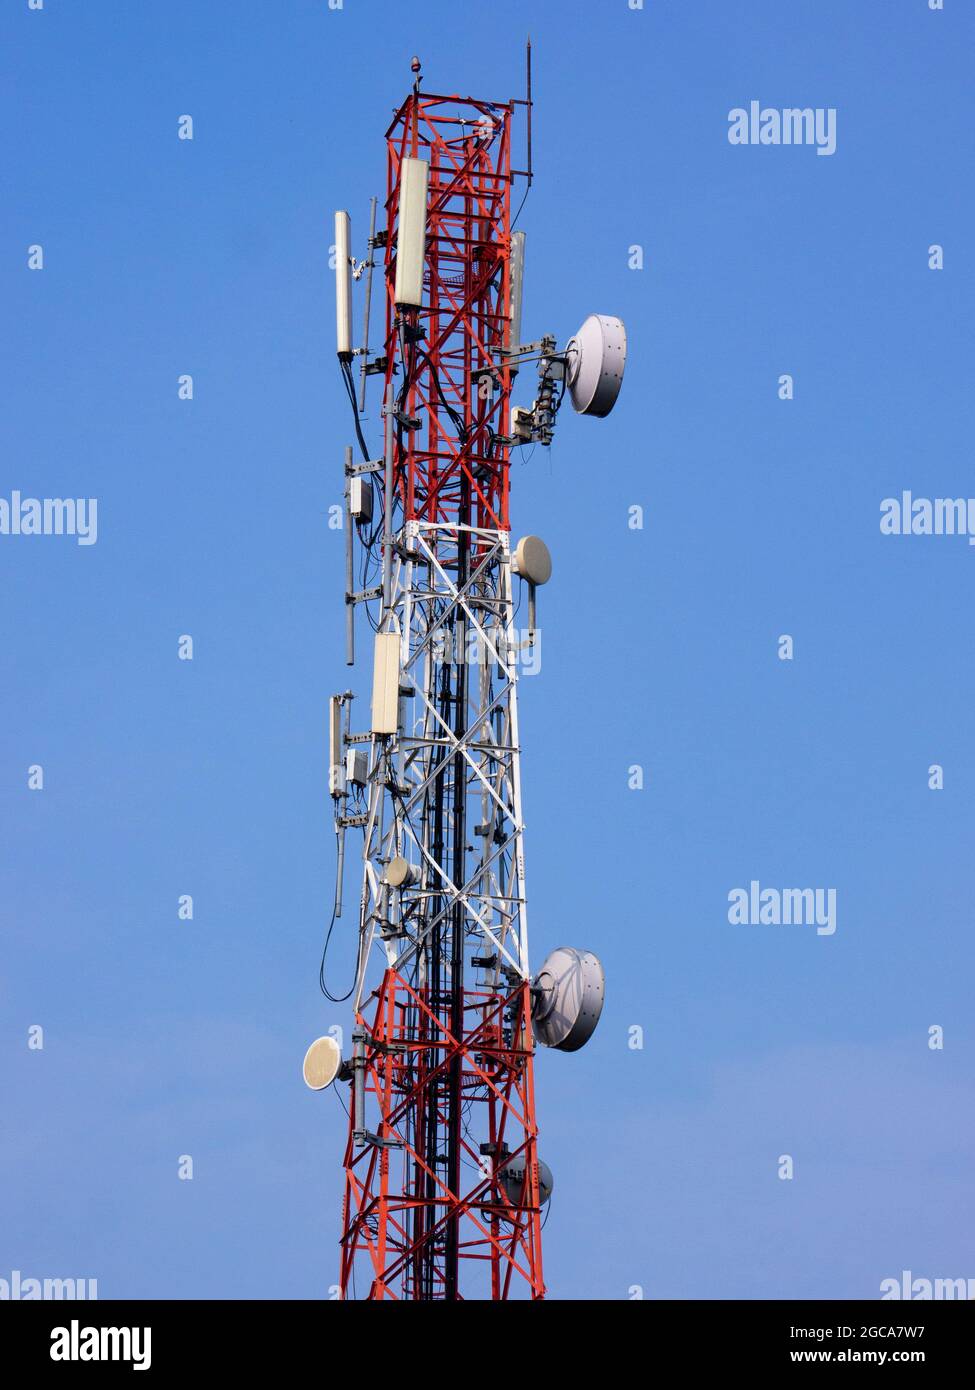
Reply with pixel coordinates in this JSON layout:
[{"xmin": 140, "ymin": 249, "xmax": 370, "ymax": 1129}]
[
  {"xmin": 358, "ymin": 197, "xmax": 378, "ymax": 413},
  {"xmin": 344, "ymin": 446, "xmax": 354, "ymax": 666},
  {"xmin": 382, "ymin": 382, "xmax": 394, "ymax": 617}
]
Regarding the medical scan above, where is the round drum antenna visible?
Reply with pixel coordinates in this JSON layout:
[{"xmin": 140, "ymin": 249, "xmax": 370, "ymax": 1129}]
[
  {"xmin": 565, "ymin": 314, "xmax": 627, "ymax": 417},
  {"xmin": 532, "ymin": 946, "xmax": 605, "ymax": 1052}
]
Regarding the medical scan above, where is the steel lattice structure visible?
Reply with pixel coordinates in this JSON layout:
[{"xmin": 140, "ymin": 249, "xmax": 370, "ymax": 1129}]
[{"xmin": 337, "ymin": 85, "xmax": 545, "ymax": 1300}]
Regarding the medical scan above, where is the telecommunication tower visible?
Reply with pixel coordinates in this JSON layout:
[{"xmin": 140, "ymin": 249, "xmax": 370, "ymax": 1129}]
[{"xmin": 303, "ymin": 52, "xmax": 626, "ymax": 1301}]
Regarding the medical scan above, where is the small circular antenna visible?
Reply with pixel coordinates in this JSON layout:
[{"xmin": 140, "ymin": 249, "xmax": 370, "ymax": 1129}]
[
  {"xmin": 565, "ymin": 314, "xmax": 626, "ymax": 417},
  {"xmin": 532, "ymin": 947, "xmax": 605, "ymax": 1052},
  {"xmin": 386, "ymin": 856, "xmax": 417, "ymax": 888},
  {"xmin": 498, "ymin": 1154, "xmax": 554, "ymax": 1208},
  {"xmin": 302, "ymin": 1036, "xmax": 342, "ymax": 1091},
  {"xmin": 512, "ymin": 535, "xmax": 552, "ymax": 586}
]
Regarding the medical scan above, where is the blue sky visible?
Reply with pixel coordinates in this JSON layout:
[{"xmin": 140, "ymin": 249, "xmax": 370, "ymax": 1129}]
[{"xmin": 2, "ymin": 0, "xmax": 973, "ymax": 1299}]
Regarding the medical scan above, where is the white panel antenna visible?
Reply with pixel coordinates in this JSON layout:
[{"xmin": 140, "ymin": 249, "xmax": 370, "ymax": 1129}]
[
  {"xmin": 508, "ymin": 230, "xmax": 526, "ymax": 378},
  {"xmin": 334, "ymin": 211, "xmax": 353, "ymax": 359},
  {"xmin": 394, "ymin": 158, "xmax": 429, "ymax": 308}
]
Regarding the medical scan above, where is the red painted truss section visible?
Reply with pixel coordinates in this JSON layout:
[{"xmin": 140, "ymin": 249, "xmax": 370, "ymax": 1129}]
[
  {"xmin": 383, "ymin": 92, "xmax": 515, "ymax": 533},
  {"xmin": 340, "ymin": 972, "xmax": 545, "ymax": 1300}
]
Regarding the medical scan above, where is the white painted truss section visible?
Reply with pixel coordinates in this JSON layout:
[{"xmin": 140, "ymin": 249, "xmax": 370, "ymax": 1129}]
[{"xmin": 351, "ymin": 520, "xmax": 532, "ymax": 1010}]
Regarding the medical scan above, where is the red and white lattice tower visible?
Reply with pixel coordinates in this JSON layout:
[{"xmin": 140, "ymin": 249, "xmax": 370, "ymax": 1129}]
[{"xmin": 317, "ymin": 56, "xmax": 622, "ymax": 1301}]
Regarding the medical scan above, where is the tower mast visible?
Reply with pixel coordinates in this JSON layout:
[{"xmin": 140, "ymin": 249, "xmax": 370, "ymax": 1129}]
[
  {"xmin": 339, "ymin": 77, "xmax": 543, "ymax": 1301},
  {"xmin": 311, "ymin": 54, "xmax": 623, "ymax": 1301}
]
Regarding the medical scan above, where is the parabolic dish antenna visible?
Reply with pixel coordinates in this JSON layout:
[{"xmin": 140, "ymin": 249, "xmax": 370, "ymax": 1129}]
[
  {"xmin": 512, "ymin": 535, "xmax": 552, "ymax": 586},
  {"xmin": 565, "ymin": 314, "xmax": 627, "ymax": 417},
  {"xmin": 386, "ymin": 855, "xmax": 416, "ymax": 888},
  {"xmin": 532, "ymin": 946, "xmax": 605, "ymax": 1052},
  {"xmin": 498, "ymin": 1154, "xmax": 554, "ymax": 1208},
  {"xmin": 302, "ymin": 1036, "xmax": 342, "ymax": 1091}
]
